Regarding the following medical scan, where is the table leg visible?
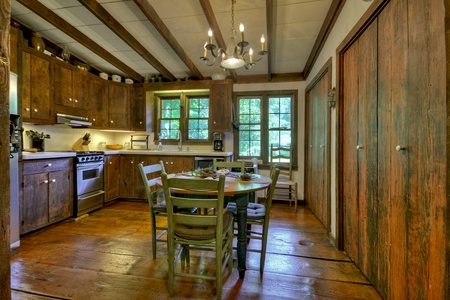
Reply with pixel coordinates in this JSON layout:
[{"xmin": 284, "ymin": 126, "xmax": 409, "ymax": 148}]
[{"xmin": 234, "ymin": 193, "xmax": 249, "ymax": 279}]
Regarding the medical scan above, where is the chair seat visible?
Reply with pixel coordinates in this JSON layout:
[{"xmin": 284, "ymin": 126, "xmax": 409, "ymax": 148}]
[
  {"xmin": 175, "ymin": 212, "xmax": 233, "ymax": 240},
  {"xmin": 226, "ymin": 202, "xmax": 266, "ymax": 218}
]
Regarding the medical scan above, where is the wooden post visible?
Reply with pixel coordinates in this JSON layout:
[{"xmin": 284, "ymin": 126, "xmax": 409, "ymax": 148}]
[{"xmin": 0, "ymin": 1, "xmax": 12, "ymax": 299}]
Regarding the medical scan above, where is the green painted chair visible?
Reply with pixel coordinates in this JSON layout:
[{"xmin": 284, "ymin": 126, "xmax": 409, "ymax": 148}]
[
  {"xmin": 139, "ymin": 161, "xmax": 197, "ymax": 259},
  {"xmin": 226, "ymin": 167, "xmax": 280, "ymax": 272},
  {"xmin": 138, "ymin": 161, "xmax": 168, "ymax": 259},
  {"xmin": 161, "ymin": 173, "xmax": 233, "ymax": 300}
]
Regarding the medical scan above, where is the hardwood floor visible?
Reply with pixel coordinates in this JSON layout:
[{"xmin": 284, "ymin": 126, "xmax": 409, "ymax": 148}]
[{"xmin": 10, "ymin": 201, "xmax": 382, "ymax": 299}]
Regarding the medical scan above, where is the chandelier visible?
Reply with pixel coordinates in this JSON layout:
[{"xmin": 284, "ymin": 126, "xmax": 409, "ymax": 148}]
[{"xmin": 200, "ymin": 0, "xmax": 268, "ymax": 70}]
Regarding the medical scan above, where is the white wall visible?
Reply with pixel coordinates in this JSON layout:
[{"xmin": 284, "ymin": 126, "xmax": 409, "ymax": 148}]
[
  {"xmin": 305, "ymin": 0, "xmax": 373, "ymax": 238},
  {"xmin": 233, "ymin": 81, "xmax": 306, "ymax": 199}
]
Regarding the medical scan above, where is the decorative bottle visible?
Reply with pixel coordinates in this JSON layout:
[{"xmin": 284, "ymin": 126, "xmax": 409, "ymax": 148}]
[{"xmin": 30, "ymin": 33, "xmax": 45, "ymax": 52}]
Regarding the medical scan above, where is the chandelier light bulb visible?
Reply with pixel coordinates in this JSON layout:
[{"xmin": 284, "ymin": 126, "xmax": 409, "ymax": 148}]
[{"xmin": 208, "ymin": 28, "xmax": 213, "ymax": 44}]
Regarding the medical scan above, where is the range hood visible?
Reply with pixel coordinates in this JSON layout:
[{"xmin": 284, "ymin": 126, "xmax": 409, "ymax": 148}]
[{"xmin": 56, "ymin": 113, "xmax": 92, "ymax": 127}]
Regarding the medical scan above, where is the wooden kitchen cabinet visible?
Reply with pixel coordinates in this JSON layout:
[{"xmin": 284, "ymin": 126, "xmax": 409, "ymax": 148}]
[
  {"xmin": 21, "ymin": 48, "xmax": 52, "ymax": 124},
  {"xmin": 210, "ymin": 80, "xmax": 232, "ymax": 132},
  {"xmin": 53, "ymin": 60, "xmax": 89, "ymax": 115},
  {"xmin": 104, "ymin": 155, "xmax": 120, "ymax": 204},
  {"xmin": 130, "ymin": 84, "xmax": 146, "ymax": 131},
  {"xmin": 119, "ymin": 155, "xmax": 159, "ymax": 200},
  {"xmin": 88, "ymin": 74, "xmax": 107, "ymax": 128},
  {"xmin": 108, "ymin": 82, "xmax": 130, "ymax": 130},
  {"xmin": 21, "ymin": 158, "xmax": 73, "ymax": 234},
  {"xmin": 160, "ymin": 156, "xmax": 194, "ymax": 174}
]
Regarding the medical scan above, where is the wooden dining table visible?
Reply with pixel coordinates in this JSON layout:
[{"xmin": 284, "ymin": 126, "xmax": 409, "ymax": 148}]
[{"xmin": 158, "ymin": 172, "xmax": 272, "ymax": 279}]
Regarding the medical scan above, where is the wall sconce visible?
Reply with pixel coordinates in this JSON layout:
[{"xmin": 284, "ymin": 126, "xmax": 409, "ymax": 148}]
[{"xmin": 328, "ymin": 87, "xmax": 336, "ymax": 108}]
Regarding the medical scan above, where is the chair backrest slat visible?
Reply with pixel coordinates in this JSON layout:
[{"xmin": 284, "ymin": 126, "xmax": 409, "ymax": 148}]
[
  {"xmin": 270, "ymin": 144, "xmax": 293, "ymax": 180},
  {"xmin": 161, "ymin": 173, "xmax": 226, "ymax": 232}
]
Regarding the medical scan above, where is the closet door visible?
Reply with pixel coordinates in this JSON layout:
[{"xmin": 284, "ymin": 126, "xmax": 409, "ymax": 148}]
[
  {"xmin": 305, "ymin": 63, "xmax": 331, "ymax": 230},
  {"xmin": 342, "ymin": 20, "xmax": 378, "ymax": 282},
  {"xmin": 377, "ymin": 0, "xmax": 408, "ymax": 298}
]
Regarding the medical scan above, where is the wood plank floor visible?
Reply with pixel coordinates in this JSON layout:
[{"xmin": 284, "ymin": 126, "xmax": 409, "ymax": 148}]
[{"xmin": 10, "ymin": 201, "xmax": 382, "ymax": 299}]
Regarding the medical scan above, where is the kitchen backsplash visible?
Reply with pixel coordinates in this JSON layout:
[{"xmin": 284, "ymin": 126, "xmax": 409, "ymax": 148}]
[{"xmin": 22, "ymin": 124, "xmax": 233, "ymax": 152}]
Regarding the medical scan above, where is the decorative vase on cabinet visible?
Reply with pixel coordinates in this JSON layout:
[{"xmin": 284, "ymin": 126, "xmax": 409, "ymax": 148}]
[{"xmin": 30, "ymin": 33, "xmax": 45, "ymax": 52}]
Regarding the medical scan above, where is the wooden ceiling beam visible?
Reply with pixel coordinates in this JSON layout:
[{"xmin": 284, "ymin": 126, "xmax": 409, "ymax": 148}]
[
  {"xmin": 266, "ymin": 0, "xmax": 274, "ymax": 81},
  {"xmin": 16, "ymin": 0, "xmax": 144, "ymax": 82},
  {"xmin": 133, "ymin": 0, "xmax": 204, "ymax": 80},
  {"xmin": 78, "ymin": 0, "xmax": 175, "ymax": 81},
  {"xmin": 199, "ymin": 0, "xmax": 238, "ymax": 82},
  {"xmin": 303, "ymin": 0, "xmax": 345, "ymax": 79}
]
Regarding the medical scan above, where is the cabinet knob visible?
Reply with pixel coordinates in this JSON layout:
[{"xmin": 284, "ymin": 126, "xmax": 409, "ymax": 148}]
[
  {"xmin": 51, "ymin": 179, "xmax": 56, "ymax": 183},
  {"xmin": 110, "ymin": 120, "xmax": 114, "ymax": 123},
  {"xmin": 320, "ymin": 144, "xmax": 325, "ymax": 148},
  {"xmin": 93, "ymin": 118, "xmax": 96, "ymax": 122},
  {"xmin": 68, "ymin": 98, "xmax": 72, "ymax": 102},
  {"xmin": 47, "ymin": 163, "xmax": 52, "ymax": 167},
  {"xmin": 44, "ymin": 180, "xmax": 49, "ymax": 184},
  {"xmin": 130, "ymin": 161, "xmax": 134, "ymax": 164},
  {"xmin": 213, "ymin": 121, "xmax": 216, "ymax": 125},
  {"xmin": 109, "ymin": 161, "xmax": 112, "ymax": 165},
  {"xmin": 396, "ymin": 145, "xmax": 405, "ymax": 152},
  {"xmin": 25, "ymin": 107, "xmax": 30, "ymax": 112},
  {"xmin": 74, "ymin": 99, "xmax": 78, "ymax": 103},
  {"xmin": 356, "ymin": 145, "xmax": 363, "ymax": 150},
  {"xmin": 170, "ymin": 162, "xmax": 173, "ymax": 165},
  {"xmin": 33, "ymin": 109, "xmax": 38, "ymax": 112},
  {"xmin": 310, "ymin": 145, "xmax": 313, "ymax": 148},
  {"xmin": 139, "ymin": 121, "xmax": 143, "ymax": 124}
]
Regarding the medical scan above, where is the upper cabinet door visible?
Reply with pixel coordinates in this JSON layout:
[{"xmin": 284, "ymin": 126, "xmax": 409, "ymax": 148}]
[
  {"xmin": 210, "ymin": 80, "xmax": 232, "ymax": 132},
  {"xmin": 21, "ymin": 49, "xmax": 52, "ymax": 124},
  {"xmin": 108, "ymin": 82, "xmax": 130, "ymax": 130},
  {"xmin": 53, "ymin": 61, "xmax": 88, "ymax": 115}
]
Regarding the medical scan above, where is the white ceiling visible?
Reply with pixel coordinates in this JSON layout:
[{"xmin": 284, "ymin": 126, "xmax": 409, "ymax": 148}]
[{"xmin": 11, "ymin": 0, "xmax": 333, "ymax": 81}]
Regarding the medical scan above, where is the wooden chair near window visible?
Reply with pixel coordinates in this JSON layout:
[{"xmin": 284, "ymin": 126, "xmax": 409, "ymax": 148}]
[
  {"xmin": 270, "ymin": 145, "xmax": 298, "ymax": 212},
  {"xmin": 226, "ymin": 167, "xmax": 280, "ymax": 272},
  {"xmin": 160, "ymin": 173, "xmax": 233, "ymax": 300}
]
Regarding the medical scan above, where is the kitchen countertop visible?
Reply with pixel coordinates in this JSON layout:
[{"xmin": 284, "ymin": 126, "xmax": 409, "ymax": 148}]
[{"xmin": 22, "ymin": 150, "xmax": 233, "ymax": 160}]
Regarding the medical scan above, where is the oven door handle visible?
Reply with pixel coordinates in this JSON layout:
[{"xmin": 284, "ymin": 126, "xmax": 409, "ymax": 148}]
[
  {"xmin": 78, "ymin": 190, "xmax": 105, "ymax": 200},
  {"xmin": 77, "ymin": 163, "xmax": 104, "ymax": 169}
]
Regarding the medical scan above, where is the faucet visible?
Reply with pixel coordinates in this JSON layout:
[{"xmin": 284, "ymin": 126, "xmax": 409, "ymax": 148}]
[{"xmin": 177, "ymin": 130, "xmax": 182, "ymax": 151}]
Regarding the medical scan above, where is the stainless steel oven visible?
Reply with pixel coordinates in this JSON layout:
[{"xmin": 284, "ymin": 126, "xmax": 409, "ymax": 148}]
[{"xmin": 75, "ymin": 152, "xmax": 105, "ymax": 217}]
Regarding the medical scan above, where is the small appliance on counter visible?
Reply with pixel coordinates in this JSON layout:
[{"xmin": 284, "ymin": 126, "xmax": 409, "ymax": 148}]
[{"xmin": 213, "ymin": 132, "xmax": 224, "ymax": 151}]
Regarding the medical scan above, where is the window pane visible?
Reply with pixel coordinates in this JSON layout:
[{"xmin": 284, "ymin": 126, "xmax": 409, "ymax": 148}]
[
  {"xmin": 238, "ymin": 97, "xmax": 261, "ymax": 157},
  {"xmin": 188, "ymin": 96, "xmax": 209, "ymax": 140}
]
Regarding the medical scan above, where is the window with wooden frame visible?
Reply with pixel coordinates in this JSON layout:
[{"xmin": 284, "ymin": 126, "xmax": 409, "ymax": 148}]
[
  {"xmin": 156, "ymin": 92, "xmax": 210, "ymax": 142},
  {"xmin": 234, "ymin": 91, "xmax": 297, "ymax": 166}
]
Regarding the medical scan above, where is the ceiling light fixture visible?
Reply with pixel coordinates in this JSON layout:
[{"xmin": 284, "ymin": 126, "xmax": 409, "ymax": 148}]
[{"xmin": 200, "ymin": 0, "xmax": 268, "ymax": 70}]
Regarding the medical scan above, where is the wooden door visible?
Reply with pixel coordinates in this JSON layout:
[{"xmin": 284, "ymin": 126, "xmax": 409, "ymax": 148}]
[
  {"xmin": 120, "ymin": 155, "xmax": 136, "ymax": 198},
  {"xmin": 105, "ymin": 155, "xmax": 120, "ymax": 203},
  {"xmin": 108, "ymin": 83, "xmax": 130, "ymax": 129},
  {"xmin": 305, "ymin": 60, "xmax": 331, "ymax": 231},
  {"xmin": 53, "ymin": 62, "xmax": 73, "ymax": 107},
  {"xmin": 48, "ymin": 169, "xmax": 73, "ymax": 223},
  {"xmin": 210, "ymin": 80, "xmax": 232, "ymax": 132},
  {"xmin": 21, "ymin": 51, "xmax": 51, "ymax": 123},
  {"xmin": 88, "ymin": 75, "xmax": 107, "ymax": 128},
  {"xmin": 21, "ymin": 173, "xmax": 49, "ymax": 233},
  {"xmin": 72, "ymin": 69, "xmax": 88, "ymax": 110},
  {"xmin": 130, "ymin": 84, "xmax": 146, "ymax": 131}
]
